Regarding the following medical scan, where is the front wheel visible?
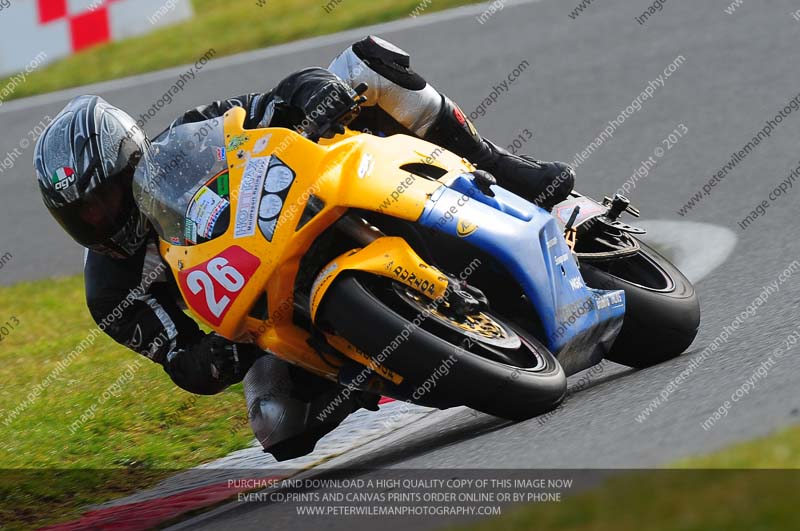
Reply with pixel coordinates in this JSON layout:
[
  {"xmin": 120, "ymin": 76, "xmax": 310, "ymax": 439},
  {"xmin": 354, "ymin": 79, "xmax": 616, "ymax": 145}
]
[
  {"xmin": 317, "ymin": 274, "xmax": 566, "ymax": 421},
  {"xmin": 580, "ymin": 240, "xmax": 700, "ymax": 368}
]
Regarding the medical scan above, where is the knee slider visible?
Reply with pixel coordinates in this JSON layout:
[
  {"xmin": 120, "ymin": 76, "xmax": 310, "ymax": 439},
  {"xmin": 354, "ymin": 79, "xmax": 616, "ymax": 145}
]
[{"xmin": 249, "ymin": 393, "xmax": 310, "ymax": 447}]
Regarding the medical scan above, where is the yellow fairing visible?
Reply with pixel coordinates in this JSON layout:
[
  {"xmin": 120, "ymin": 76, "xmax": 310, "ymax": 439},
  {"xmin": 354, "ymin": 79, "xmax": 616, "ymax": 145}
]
[{"xmin": 158, "ymin": 107, "xmax": 472, "ymax": 380}]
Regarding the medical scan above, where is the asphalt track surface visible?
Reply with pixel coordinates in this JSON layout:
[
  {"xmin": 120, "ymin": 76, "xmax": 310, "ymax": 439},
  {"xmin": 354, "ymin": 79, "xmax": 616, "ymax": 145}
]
[{"xmin": 3, "ymin": 0, "xmax": 800, "ymax": 528}]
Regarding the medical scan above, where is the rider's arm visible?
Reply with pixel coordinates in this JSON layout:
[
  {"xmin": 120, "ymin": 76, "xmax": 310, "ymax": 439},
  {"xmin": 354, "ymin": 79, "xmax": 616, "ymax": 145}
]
[
  {"xmin": 166, "ymin": 93, "xmax": 271, "ymax": 130},
  {"xmin": 270, "ymin": 67, "xmax": 345, "ymax": 113},
  {"xmin": 162, "ymin": 67, "xmax": 353, "ymax": 135},
  {"xmin": 84, "ymin": 246, "xmax": 262, "ymax": 395}
]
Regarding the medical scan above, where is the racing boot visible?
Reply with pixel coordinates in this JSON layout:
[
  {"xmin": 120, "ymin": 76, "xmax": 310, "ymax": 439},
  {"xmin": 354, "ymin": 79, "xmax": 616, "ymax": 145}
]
[{"xmin": 423, "ymin": 96, "xmax": 575, "ymax": 209}]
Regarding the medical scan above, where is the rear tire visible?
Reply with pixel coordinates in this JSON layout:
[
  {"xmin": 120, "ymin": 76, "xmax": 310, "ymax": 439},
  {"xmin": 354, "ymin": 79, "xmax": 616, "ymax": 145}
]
[
  {"xmin": 317, "ymin": 274, "xmax": 566, "ymax": 421},
  {"xmin": 580, "ymin": 240, "xmax": 700, "ymax": 368}
]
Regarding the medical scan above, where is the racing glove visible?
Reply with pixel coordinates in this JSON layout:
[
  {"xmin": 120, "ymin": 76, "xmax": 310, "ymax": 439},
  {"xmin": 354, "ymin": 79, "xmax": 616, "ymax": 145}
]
[
  {"xmin": 296, "ymin": 79, "xmax": 360, "ymax": 140},
  {"xmin": 164, "ymin": 334, "xmax": 266, "ymax": 395}
]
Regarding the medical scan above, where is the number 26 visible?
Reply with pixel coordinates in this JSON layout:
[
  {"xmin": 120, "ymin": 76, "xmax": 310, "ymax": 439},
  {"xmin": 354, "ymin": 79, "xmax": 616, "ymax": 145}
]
[{"xmin": 187, "ymin": 258, "xmax": 245, "ymax": 318}]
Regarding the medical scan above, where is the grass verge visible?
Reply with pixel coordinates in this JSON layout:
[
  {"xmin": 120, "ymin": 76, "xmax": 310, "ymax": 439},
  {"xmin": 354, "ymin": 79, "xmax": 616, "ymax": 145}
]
[
  {"xmin": 0, "ymin": 0, "xmax": 480, "ymax": 101},
  {"xmin": 453, "ymin": 425, "xmax": 800, "ymax": 531},
  {"xmin": 0, "ymin": 275, "xmax": 255, "ymax": 530}
]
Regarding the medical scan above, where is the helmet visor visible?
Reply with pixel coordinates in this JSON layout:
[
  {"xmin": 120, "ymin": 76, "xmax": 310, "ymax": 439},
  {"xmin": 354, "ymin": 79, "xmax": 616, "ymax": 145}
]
[{"xmin": 50, "ymin": 168, "xmax": 137, "ymax": 247}]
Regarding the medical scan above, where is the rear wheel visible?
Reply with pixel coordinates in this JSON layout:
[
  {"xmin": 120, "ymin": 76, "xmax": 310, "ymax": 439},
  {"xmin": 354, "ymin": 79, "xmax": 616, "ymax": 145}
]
[
  {"xmin": 579, "ymin": 240, "xmax": 700, "ymax": 368},
  {"xmin": 317, "ymin": 274, "xmax": 566, "ymax": 421}
]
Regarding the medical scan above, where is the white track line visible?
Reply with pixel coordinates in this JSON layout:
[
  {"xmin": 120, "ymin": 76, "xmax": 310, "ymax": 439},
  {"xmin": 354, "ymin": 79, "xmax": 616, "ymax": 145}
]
[{"xmin": 636, "ymin": 220, "xmax": 737, "ymax": 283}]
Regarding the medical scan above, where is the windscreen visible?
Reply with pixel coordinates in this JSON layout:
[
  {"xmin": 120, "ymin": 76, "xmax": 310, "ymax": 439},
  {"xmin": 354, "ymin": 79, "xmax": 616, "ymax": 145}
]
[{"xmin": 133, "ymin": 117, "xmax": 231, "ymax": 245}]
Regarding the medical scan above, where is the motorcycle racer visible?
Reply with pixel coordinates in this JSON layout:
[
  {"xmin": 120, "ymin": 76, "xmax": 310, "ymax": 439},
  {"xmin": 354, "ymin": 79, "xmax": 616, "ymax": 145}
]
[{"xmin": 33, "ymin": 36, "xmax": 574, "ymax": 460}]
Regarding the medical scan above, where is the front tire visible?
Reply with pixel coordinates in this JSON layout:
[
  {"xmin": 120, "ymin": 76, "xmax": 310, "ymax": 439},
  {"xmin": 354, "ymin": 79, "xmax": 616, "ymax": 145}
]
[
  {"xmin": 317, "ymin": 274, "xmax": 566, "ymax": 421},
  {"xmin": 580, "ymin": 240, "xmax": 700, "ymax": 368}
]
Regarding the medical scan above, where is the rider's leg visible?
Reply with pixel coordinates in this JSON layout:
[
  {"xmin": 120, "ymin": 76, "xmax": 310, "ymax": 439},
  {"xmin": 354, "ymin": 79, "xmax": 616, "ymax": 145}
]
[
  {"xmin": 328, "ymin": 36, "xmax": 574, "ymax": 208},
  {"xmin": 243, "ymin": 353, "xmax": 375, "ymax": 461}
]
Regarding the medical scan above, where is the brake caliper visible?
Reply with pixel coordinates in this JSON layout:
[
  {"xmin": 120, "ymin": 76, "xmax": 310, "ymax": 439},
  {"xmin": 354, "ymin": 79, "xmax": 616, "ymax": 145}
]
[{"xmin": 443, "ymin": 278, "xmax": 489, "ymax": 321}]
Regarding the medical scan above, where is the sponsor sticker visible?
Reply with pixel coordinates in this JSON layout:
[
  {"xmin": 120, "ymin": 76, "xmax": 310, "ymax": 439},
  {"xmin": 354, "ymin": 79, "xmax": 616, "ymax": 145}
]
[
  {"xmin": 52, "ymin": 167, "xmax": 76, "ymax": 191},
  {"xmin": 456, "ymin": 218, "xmax": 479, "ymax": 238},
  {"xmin": 184, "ymin": 219, "xmax": 198, "ymax": 244},
  {"xmin": 391, "ymin": 265, "xmax": 437, "ymax": 296},
  {"xmin": 215, "ymin": 172, "xmax": 230, "ymax": 197},
  {"xmin": 187, "ymin": 186, "xmax": 230, "ymax": 240},
  {"xmin": 234, "ymin": 157, "xmax": 270, "ymax": 238},
  {"xmin": 227, "ymin": 134, "xmax": 249, "ymax": 151},
  {"xmin": 569, "ymin": 277, "xmax": 584, "ymax": 290},
  {"xmin": 215, "ymin": 146, "xmax": 226, "ymax": 162},
  {"xmin": 596, "ymin": 291, "xmax": 624, "ymax": 310}
]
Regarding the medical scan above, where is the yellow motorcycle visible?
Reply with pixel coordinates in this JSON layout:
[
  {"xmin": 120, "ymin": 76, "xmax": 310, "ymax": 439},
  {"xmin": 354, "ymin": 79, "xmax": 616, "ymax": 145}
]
[{"xmin": 133, "ymin": 87, "xmax": 698, "ymax": 420}]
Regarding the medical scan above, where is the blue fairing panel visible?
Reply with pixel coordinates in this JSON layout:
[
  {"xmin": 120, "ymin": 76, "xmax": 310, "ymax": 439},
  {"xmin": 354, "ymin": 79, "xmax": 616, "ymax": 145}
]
[{"xmin": 419, "ymin": 178, "xmax": 625, "ymax": 375}]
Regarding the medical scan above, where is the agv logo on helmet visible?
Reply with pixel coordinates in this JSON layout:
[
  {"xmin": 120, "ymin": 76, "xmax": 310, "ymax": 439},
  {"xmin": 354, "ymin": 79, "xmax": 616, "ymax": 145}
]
[{"xmin": 52, "ymin": 167, "xmax": 76, "ymax": 191}]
